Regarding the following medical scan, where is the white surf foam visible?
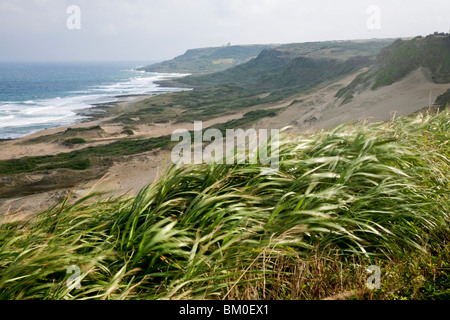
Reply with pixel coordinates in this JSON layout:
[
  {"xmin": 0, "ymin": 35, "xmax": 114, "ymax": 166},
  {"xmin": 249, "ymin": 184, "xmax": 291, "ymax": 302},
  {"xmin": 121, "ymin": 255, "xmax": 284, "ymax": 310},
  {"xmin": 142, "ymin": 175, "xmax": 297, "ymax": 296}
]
[{"xmin": 0, "ymin": 72, "xmax": 189, "ymax": 139}]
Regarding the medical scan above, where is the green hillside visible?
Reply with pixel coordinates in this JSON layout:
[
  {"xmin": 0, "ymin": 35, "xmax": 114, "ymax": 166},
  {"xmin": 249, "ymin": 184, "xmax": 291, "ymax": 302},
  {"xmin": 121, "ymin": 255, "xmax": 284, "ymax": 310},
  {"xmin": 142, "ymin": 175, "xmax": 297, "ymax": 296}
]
[
  {"xmin": 137, "ymin": 44, "xmax": 276, "ymax": 74},
  {"xmin": 336, "ymin": 34, "xmax": 450, "ymax": 98},
  {"xmin": 168, "ymin": 39, "xmax": 393, "ymax": 95}
]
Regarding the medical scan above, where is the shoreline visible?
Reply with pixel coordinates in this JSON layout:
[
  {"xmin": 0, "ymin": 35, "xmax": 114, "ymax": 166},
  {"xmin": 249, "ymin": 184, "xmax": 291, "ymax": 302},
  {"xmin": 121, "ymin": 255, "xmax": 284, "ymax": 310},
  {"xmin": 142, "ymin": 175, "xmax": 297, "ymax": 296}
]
[
  {"xmin": 0, "ymin": 93, "xmax": 164, "ymax": 223},
  {"xmin": 0, "ymin": 67, "xmax": 192, "ymax": 142},
  {"xmin": 0, "ymin": 91, "xmax": 246, "ymax": 223},
  {"xmin": 0, "ymin": 93, "xmax": 156, "ymax": 143},
  {"xmin": 74, "ymin": 93, "xmax": 155, "ymax": 122}
]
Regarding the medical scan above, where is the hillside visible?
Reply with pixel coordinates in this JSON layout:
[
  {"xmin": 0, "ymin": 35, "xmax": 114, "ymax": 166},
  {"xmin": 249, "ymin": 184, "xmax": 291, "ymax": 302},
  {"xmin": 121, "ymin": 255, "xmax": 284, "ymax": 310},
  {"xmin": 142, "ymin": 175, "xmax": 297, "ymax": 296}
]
[
  {"xmin": 336, "ymin": 34, "xmax": 450, "ymax": 100},
  {"xmin": 165, "ymin": 39, "xmax": 394, "ymax": 94},
  {"xmin": 136, "ymin": 44, "xmax": 276, "ymax": 74}
]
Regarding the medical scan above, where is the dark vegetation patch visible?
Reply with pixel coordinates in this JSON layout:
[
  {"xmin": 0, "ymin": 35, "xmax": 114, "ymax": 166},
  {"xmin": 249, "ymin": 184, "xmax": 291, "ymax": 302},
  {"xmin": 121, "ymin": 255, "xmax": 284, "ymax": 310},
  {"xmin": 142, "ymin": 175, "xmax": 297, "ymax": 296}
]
[
  {"xmin": 62, "ymin": 138, "xmax": 87, "ymax": 147},
  {"xmin": 121, "ymin": 129, "xmax": 134, "ymax": 136},
  {"xmin": 21, "ymin": 126, "xmax": 105, "ymax": 145},
  {"xmin": 337, "ymin": 34, "xmax": 450, "ymax": 98},
  {"xmin": 434, "ymin": 89, "xmax": 450, "ymax": 111}
]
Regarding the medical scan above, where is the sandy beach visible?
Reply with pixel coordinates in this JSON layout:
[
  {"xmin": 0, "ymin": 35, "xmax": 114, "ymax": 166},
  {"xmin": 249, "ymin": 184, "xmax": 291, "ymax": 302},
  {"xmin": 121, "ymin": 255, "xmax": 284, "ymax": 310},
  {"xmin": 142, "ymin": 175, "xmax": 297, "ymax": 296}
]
[{"xmin": 0, "ymin": 94, "xmax": 246, "ymax": 222}]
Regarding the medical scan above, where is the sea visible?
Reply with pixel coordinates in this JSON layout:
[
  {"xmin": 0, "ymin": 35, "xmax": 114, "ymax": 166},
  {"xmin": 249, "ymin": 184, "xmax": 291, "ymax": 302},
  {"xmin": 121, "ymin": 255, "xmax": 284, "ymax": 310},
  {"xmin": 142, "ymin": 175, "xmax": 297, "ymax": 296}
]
[{"xmin": 0, "ymin": 61, "xmax": 188, "ymax": 139}]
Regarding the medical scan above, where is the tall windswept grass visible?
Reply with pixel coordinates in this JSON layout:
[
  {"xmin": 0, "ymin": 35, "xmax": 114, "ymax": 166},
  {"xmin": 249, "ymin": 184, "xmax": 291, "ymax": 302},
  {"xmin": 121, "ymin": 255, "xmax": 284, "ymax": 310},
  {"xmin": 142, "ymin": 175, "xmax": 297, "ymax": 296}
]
[{"xmin": 0, "ymin": 110, "xmax": 449, "ymax": 300}]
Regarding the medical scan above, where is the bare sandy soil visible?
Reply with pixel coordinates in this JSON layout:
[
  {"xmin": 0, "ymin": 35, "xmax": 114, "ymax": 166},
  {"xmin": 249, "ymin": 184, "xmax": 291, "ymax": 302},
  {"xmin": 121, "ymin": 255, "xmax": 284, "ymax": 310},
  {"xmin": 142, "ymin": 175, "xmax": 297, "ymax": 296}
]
[
  {"xmin": 1, "ymin": 67, "xmax": 448, "ymax": 223},
  {"xmin": 256, "ymin": 67, "xmax": 449, "ymax": 133}
]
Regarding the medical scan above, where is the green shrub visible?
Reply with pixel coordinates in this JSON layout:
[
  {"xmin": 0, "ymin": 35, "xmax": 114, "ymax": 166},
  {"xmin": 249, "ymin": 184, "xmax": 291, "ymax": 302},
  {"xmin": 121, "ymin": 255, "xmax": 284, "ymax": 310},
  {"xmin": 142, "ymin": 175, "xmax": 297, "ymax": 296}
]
[
  {"xmin": 63, "ymin": 138, "xmax": 87, "ymax": 146},
  {"xmin": 121, "ymin": 129, "xmax": 134, "ymax": 136}
]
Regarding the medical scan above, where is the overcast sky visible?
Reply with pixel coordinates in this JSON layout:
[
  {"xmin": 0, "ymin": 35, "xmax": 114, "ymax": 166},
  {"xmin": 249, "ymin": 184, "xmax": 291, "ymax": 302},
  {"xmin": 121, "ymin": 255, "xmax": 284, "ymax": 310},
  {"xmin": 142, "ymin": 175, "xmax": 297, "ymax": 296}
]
[{"xmin": 0, "ymin": 0, "xmax": 449, "ymax": 62}]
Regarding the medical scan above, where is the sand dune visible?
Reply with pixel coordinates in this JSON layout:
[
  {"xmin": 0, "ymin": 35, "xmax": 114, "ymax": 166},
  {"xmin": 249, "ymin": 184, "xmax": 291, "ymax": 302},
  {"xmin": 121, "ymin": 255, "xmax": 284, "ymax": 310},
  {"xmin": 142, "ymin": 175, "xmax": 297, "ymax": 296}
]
[{"xmin": 257, "ymin": 67, "xmax": 449, "ymax": 133}]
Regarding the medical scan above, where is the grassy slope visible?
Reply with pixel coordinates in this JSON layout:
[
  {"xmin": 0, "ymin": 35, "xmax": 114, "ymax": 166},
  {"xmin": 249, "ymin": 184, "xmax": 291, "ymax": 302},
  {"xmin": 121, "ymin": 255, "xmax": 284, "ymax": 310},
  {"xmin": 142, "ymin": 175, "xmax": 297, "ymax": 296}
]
[
  {"xmin": 0, "ymin": 107, "xmax": 281, "ymax": 177},
  {"xmin": 111, "ymin": 85, "xmax": 285, "ymax": 125},
  {"xmin": 170, "ymin": 40, "xmax": 393, "ymax": 94},
  {"xmin": 1, "ymin": 110, "xmax": 448, "ymax": 300},
  {"xmin": 137, "ymin": 45, "xmax": 276, "ymax": 74},
  {"xmin": 336, "ymin": 34, "xmax": 450, "ymax": 98}
]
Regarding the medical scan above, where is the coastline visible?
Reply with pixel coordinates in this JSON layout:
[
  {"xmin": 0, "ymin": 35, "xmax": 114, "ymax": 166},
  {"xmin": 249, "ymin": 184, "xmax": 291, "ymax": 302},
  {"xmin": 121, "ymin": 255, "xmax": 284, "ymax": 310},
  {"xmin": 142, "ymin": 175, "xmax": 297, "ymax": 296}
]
[
  {"xmin": 0, "ymin": 92, "xmax": 244, "ymax": 223},
  {"xmin": 0, "ymin": 93, "xmax": 155, "ymax": 222},
  {"xmin": 1, "ymin": 66, "xmax": 448, "ymax": 224}
]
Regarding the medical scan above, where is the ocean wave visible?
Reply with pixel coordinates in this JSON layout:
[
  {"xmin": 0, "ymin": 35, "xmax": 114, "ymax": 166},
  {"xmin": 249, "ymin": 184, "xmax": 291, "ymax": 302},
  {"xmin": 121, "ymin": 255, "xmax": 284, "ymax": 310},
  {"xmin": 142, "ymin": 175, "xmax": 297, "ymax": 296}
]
[
  {"xmin": 0, "ymin": 115, "xmax": 14, "ymax": 121},
  {"xmin": 0, "ymin": 71, "xmax": 188, "ymax": 139}
]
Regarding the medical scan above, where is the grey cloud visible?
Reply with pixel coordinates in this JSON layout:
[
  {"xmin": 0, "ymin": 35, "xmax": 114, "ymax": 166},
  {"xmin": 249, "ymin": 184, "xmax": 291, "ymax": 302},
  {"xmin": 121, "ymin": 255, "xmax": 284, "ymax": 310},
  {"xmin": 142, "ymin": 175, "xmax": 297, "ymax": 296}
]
[{"xmin": 0, "ymin": 0, "xmax": 448, "ymax": 61}]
